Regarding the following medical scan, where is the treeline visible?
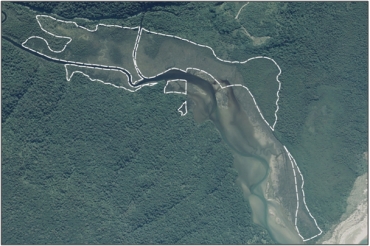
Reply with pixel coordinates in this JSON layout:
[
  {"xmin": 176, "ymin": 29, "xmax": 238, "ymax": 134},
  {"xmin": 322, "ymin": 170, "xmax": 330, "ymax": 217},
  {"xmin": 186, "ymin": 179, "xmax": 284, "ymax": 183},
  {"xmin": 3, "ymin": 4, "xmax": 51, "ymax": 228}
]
[
  {"xmin": 2, "ymin": 2, "xmax": 367, "ymax": 244},
  {"xmin": 1, "ymin": 5, "xmax": 275, "ymax": 243},
  {"xmin": 16, "ymin": 2, "xmax": 188, "ymax": 20}
]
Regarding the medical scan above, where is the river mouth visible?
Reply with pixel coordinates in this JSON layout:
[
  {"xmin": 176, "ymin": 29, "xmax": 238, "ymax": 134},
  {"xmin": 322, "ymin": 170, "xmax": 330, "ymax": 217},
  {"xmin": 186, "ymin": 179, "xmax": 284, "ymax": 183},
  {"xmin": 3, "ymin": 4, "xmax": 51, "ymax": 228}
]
[
  {"xmin": 15, "ymin": 10, "xmax": 321, "ymax": 241},
  {"xmin": 138, "ymin": 69, "xmax": 305, "ymax": 244},
  {"xmin": 138, "ymin": 69, "xmax": 269, "ymax": 163}
]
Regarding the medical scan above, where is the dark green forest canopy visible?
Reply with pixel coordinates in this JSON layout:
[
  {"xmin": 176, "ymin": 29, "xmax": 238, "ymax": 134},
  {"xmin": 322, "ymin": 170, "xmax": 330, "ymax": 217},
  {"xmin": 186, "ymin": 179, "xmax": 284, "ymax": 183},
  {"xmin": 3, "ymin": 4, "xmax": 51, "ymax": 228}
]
[
  {"xmin": 17, "ymin": 2, "xmax": 188, "ymax": 20},
  {"xmin": 2, "ymin": 1, "xmax": 368, "ymax": 244}
]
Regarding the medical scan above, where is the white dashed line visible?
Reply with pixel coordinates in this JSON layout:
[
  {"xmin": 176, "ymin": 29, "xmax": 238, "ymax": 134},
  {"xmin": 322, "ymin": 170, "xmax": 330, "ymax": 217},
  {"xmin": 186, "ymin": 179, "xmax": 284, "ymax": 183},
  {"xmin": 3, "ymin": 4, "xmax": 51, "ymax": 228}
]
[
  {"xmin": 22, "ymin": 14, "xmax": 322, "ymax": 241},
  {"xmin": 284, "ymin": 146, "xmax": 323, "ymax": 241},
  {"xmin": 22, "ymin": 15, "xmax": 281, "ymax": 131},
  {"xmin": 163, "ymin": 79, "xmax": 187, "ymax": 95},
  {"xmin": 177, "ymin": 101, "xmax": 188, "ymax": 116},
  {"xmin": 134, "ymin": 28, "xmax": 282, "ymax": 131}
]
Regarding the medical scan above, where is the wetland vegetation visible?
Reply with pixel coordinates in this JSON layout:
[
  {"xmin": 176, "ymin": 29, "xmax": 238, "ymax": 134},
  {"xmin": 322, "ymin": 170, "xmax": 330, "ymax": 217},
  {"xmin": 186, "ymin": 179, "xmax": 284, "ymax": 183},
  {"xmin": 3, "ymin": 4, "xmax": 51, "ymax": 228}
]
[{"xmin": 2, "ymin": 2, "xmax": 367, "ymax": 244}]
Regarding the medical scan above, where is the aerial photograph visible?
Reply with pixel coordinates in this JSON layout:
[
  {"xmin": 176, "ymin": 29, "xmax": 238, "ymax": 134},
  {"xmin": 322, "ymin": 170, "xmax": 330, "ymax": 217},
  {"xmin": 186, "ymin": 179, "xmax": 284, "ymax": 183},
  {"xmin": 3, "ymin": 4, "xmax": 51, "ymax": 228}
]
[{"xmin": 1, "ymin": 1, "xmax": 368, "ymax": 244}]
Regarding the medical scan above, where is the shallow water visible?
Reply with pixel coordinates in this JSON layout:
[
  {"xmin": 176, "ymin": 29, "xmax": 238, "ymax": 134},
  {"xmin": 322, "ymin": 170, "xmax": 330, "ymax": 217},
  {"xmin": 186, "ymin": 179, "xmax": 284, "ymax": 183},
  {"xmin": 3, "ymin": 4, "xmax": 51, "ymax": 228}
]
[
  {"xmin": 139, "ymin": 70, "xmax": 305, "ymax": 244},
  {"xmin": 360, "ymin": 238, "xmax": 368, "ymax": 244},
  {"xmin": 22, "ymin": 16, "xmax": 320, "ymax": 242}
]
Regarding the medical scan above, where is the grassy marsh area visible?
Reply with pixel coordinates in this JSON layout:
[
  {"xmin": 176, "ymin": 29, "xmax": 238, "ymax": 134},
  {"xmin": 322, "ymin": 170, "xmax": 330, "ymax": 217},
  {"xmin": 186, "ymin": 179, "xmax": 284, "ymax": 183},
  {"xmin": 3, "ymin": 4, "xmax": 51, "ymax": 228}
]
[{"xmin": 2, "ymin": 2, "xmax": 367, "ymax": 244}]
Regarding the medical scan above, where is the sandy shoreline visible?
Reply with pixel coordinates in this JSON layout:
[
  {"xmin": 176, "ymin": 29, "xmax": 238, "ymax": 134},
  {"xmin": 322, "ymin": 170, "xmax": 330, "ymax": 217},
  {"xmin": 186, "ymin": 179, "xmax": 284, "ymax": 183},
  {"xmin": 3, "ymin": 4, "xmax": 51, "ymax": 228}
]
[
  {"xmin": 322, "ymin": 201, "xmax": 367, "ymax": 244},
  {"xmin": 320, "ymin": 173, "xmax": 368, "ymax": 244}
]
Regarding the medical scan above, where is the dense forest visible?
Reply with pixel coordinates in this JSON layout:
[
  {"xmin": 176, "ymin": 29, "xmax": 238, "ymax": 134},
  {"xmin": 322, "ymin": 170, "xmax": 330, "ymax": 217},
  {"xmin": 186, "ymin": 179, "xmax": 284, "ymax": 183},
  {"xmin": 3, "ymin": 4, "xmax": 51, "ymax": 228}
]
[{"xmin": 2, "ymin": 1, "xmax": 368, "ymax": 244}]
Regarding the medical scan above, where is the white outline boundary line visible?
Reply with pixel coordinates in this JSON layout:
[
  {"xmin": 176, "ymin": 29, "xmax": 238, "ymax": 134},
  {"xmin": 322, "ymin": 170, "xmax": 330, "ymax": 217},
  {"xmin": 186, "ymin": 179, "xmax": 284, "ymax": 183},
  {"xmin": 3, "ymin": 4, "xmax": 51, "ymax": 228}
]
[
  {"xmin": 134, "ymin": 28, "xmax": 281, "ymax": 131},
  {"xmin": 177, "ymin": 101, "xmax": 188, "ymax": 116},
  {"xmin": 22, "ymin": 15, "xmax": 142, "ymax": 83},
  {"xmin": 64, "ymin": 64, "xmax": 146, "ymax": 92},
  {"xmin": 133, "ymin": 27, "xmax": 145, "ymax": 79},
  {"xmin": 164, "ymin": 80, "xmax": 187, "ymax": 117},
  {"xmin": 22, "ymin": 36, "xmax": 141, "ymax": 83},
  {"xmin": 163, "ymin": 79, "xmax": 187, "ymax": 95},
  {"xmin": 144, "ymin": 65, "xmax": 277, "ymax": 133},
  {"xmin": 22, "ymin": 15, "xmax": 281, "ymax": 131},
  {"xmin": 22, "ymin": 15, "xmax": 322, "ymax": 241},
  {"xmin": 284, "ymin": 146, "xmax": 323, "ymax": 241},
  {"xmin": 64, "ymin": 64, "xmax": 141, "ymax": 92},
  {"xmin": 235, "ymin": 2, "xmax": 250, "ymax": 20}
]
